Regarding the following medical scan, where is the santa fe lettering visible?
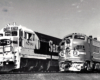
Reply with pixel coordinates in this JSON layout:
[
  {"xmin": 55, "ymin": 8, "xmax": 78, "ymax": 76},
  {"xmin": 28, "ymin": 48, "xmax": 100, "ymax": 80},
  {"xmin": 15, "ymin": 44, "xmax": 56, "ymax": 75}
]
[{"xmin": 49, "ymin": 40, "xmax": 58, "ymax": 53}]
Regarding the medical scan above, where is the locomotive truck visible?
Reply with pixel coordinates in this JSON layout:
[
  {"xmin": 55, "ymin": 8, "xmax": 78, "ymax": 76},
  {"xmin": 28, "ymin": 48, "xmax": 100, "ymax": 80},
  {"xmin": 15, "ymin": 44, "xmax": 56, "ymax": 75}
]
[
  {"xmin": 59, "ymin": 33, "xmax": 100, "ymax": 72},
  {"xmin": 0, "ymin": 23, "xmax": 61, "ymax": 72}
]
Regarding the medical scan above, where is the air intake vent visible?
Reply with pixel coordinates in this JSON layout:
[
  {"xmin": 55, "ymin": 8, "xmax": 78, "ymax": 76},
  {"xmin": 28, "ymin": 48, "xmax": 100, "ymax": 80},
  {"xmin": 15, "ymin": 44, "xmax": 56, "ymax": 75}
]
[{"xmin": 94, "ymin": 37, "xmax": 97, "ymax": 40}]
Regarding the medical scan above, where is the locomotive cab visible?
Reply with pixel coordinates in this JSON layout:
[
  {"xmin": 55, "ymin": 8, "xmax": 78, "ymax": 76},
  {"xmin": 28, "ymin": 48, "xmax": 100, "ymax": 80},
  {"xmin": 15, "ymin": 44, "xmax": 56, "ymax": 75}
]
[
  {"xmin": 0, "ymin": 23, "xmax": 40, "ymax": 71},
  {"xmin": 0, "ymin": 24, "xmax": 23, "ymax": 71}
]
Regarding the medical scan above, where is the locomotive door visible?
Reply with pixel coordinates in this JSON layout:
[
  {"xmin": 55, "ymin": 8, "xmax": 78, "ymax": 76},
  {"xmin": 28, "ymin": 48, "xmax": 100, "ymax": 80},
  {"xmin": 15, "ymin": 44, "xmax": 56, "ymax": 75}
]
[
  {"xmin": 19, "ymin": 29, "xmax": 23, "ymax": 47},
  {"xmin": 87, "ymin": 38, "xmax": 93, "ymax": 61}
]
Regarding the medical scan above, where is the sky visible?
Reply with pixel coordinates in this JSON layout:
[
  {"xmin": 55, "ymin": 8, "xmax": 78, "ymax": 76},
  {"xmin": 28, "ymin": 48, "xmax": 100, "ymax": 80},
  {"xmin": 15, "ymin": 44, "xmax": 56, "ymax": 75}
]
[{"xmin": 0, "ymin": 0, "xmax": 100, "ymax": 40}]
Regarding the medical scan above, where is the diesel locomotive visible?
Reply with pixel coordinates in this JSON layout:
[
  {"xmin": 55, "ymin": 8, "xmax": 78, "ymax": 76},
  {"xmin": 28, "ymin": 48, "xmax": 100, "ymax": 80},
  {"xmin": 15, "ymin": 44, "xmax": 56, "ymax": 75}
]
[
  {"xmin": 0, "ymin": 23, "xmax": 61, "ymax": 72},
  {"xmin": 59, "ymin": 33, "xmax": 100, "ymax": 72}
]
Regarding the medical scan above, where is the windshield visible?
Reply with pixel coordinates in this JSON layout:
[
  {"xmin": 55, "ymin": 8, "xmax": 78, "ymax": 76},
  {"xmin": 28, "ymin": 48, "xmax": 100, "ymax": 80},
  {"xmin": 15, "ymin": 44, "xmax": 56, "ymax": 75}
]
[
  {"xmin": 4, "ymin": 27, "xmax": 18, "ymax": 36},
  {"xmin": 5, "ymin": 31, "xmax": 17, "ymax": 36},
  {"xmin": 64, "ymin": 35, "xmax": 72, "ymax": 40},
  {"xmin": 74, "ymin": 35, "xmax": 85, "ymax": 40}
]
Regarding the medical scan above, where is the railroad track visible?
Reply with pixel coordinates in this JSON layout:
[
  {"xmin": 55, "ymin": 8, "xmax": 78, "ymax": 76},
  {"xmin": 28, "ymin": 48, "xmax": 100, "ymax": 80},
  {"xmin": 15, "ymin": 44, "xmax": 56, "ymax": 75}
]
[
  {"xmin": 1, "ymin": 70, "xmax": 100, "ymax": 74},
  {"xmin": 0, "ymin": 70, "xmax": 60, "ymax": 74}
]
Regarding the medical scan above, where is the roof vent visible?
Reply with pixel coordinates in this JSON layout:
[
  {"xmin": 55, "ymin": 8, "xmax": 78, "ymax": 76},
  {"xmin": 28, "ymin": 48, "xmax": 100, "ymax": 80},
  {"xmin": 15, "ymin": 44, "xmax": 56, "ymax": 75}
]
[{"xmin": 94, "ymin": 37, "xmax": 97, "ymax": 40}]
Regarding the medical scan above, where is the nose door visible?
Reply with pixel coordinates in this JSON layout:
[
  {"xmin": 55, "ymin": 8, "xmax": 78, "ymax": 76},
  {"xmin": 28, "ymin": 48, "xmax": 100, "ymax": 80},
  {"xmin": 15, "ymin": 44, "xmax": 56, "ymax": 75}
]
[{"xmin": 85, "ymin": 38, "xmax": 93, "ymax": 61}]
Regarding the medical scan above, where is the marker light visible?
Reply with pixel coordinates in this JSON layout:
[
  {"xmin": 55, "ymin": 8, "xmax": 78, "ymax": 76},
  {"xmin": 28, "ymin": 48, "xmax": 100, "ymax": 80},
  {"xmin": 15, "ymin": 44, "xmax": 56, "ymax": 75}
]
[
  {"xmin": 73, "ymin": 50, "xmax": 78, "ymax": 57},
  {"xmin": 59, "ymin": 51, "xmax": 65, "ymax": 57}
]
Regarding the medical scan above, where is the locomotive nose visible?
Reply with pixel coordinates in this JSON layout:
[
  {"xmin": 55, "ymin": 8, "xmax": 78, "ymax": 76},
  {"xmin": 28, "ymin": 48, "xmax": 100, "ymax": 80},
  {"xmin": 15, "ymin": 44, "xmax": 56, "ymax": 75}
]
[{"xmin": 66, "ymin": 39, "xmax": 70, "ymax": 44}]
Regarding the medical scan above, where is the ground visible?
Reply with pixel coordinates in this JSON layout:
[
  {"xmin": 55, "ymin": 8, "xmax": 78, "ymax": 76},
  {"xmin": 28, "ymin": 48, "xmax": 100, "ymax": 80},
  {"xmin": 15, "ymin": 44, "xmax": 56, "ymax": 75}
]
[{"xmin": 0, "ymin": 72, "xmax": 100, "ymax": 80}]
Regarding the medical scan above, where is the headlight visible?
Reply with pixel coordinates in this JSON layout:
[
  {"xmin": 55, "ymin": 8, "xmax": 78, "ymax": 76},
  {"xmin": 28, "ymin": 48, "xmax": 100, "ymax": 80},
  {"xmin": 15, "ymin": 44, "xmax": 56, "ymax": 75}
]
[
  {"xmin": 4, "ymin": 46, "xmax": 11, "ymax": 52},
  {"xmin": 73, "ymin": 50, "xmax": 79, "ymax": 56},
  {"xmin": 59, "ymin": 51, "xmax": 65, "ymax": 57},
  {"xmin": 7, "ymin": 40, "xmax": 11, "ymax": 45},
  {"xmin": 66, "ymin": 47, "xmax": 70, "ymax": 52}
]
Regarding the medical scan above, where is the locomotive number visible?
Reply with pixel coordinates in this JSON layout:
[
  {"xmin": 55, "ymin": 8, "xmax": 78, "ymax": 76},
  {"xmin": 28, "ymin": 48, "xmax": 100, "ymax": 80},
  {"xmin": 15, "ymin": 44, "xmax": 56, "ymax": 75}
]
[{"xmin": 49, "ymin": 40, "xmax": 58, "ymax": 53}]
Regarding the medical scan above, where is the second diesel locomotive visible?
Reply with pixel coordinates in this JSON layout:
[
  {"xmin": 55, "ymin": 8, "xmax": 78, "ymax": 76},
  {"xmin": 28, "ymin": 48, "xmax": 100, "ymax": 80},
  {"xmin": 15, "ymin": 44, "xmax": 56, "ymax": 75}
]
[
  {"xmin": 0, "ymin": 23, "xmax": 61, "ymax": 72},
  {"xmin": 59, "ymin": 33, "xmax": 100, "ymax": 72}
]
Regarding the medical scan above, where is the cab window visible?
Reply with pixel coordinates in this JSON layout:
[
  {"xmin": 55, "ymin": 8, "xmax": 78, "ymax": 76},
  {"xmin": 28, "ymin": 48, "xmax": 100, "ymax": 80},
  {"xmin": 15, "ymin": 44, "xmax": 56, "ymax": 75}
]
[
  {"xmin": 5, "ymin": 31, "xmax": 17, "ymax": 36},
  {"xmin": 29, "ymin": 33, "xmax": 32, "ymax": 41},
  {"xmin": 74, "ymin": 35, "xmax": 85, "ymax": 40},
  {"xmin": 4, "ymin": 27, "xmax": 18, "ymax": 36},
  {"xmin": 33, "ymin": 34, "xmax": 35, "ymax": 41},
  {"xmin": 5, "ymin": 31, "xmax": 11, "ymax": 36},
  {"xmin": 24, "ymin": 32, "xmax": 34, "ymax": 41},
  {"xmin": 24, "ymin": 32, "xmax": 27, "ymax": 39},
  {"xmin": 64, "ymin": 35, "xmax": 72, "ymax": 40},
  {"xmin": 19, "ymin": 29, "xmax": 23, "ymax": 37},
  {"xmin": 60, "ymin": 41, "xmax": 65, "ymax": 46}
]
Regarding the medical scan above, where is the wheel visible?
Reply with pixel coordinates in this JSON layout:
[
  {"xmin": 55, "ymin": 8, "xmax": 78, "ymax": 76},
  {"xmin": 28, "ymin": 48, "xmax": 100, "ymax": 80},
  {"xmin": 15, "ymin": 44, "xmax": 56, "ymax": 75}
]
[
  {"xmin": 59, "ymin": 62, "xmax": 65, "ymax": 72},
  {"xmin": 94, "ymin": 63, "xmax": 100, "ymax": 72},
  {"xmin": 44, "ymin": 61, "xmax": 50, "ymax": 71},
  {"xmin": 86, "ymin": 62, "xmax": 91, "ymax": 72}
]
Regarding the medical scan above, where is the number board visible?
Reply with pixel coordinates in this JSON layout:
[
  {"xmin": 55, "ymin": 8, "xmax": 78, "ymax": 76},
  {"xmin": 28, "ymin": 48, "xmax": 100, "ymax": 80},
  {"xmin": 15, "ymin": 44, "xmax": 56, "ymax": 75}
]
[
  {"xmin": 4, "ymin": 27, "xmax": 18, "ymax": 32},
  {"xmin": 11, "ymin": 27, "xmax": 18, "ymax": 30}
]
